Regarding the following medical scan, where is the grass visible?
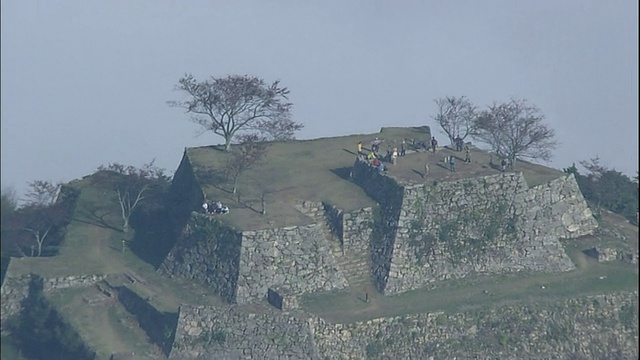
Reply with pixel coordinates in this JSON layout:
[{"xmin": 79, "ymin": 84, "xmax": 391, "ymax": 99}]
[
  {"xmin": 0, "ymin": 336, "xmax": 27, "ymax": 360},
  {"xmin": 4, "ymin": 176, "xmax": 228, "ymax": 356},
  {"xmin": 301, "ymin": 234, "xmax": 638, "ymax": 323},
  {"xmin": 187, "ymin": 126, "xmax": 564, "ymax": 230}
]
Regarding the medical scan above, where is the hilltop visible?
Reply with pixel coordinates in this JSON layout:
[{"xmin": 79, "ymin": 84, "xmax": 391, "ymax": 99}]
[
  {"xmin": 1, "ymin": 126, "xmax": 637, "ymax": 359},
  {"xmin": 184, "ymin": 126, "xmax": 563, "ymax": 230}
]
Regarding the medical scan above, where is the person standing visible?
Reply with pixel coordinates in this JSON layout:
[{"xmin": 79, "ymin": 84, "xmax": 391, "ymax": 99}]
[
  {"xmin": 400, "ymin": 139, "xmax": 406, "ymax": 156},
  {"xmin": 372, "ymin": 138, "xmax": 381, "ymax": 153},
  {"xmin": 391, "ymin": 148, "xmax": 398, "ymax": 164},
  {"xmin": 449, "ymin": 155, "xmax": 456, "ymax": 172},
  {"xmin": 464, "ymin": 146, "xmax": 471, "ymax": 163},
  {"xmin": 423, "ymin": 163, "xmax": 429, "ymax": 178},
  {"xmin": 431, "ymin": 137, "xmax": 438, "ymax": 153},
  {"xmin": 357, "ymin": 141, "xmax": 362, "ymax": 155}
]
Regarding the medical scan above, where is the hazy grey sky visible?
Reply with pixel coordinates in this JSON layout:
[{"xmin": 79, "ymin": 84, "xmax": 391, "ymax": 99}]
[{"xmin": 2, "ymin": 1, "xmax": 638, "ymax": 197}]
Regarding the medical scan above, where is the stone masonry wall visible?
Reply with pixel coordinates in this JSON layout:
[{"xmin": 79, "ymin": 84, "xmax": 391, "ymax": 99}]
[
  {"xmin": 342, "ymin": 207, "xmax": 374, "ymax": 256},
  {"xmin": 158, "ymin": 214, "xmax": 242, "ymax": 303},
  {"xmin": 169, "ymin": 291, "xmax": 638, "ymax": 359},
  {"xmin": 521, "ymin": 173, "xmax": 597, "ymax": 240},
  {"xmin": 322, "ymin": 202, "xmax": 344, "ymax": 246},
  {"xmin": 351, "ymin": 157, "xmax": 598, "ymax": 295},
  {"xmin": 160, "ymin": 210, "xmax": 348, "ymax": 304},
  {"xmin": 310, "ymin": 291, "xmax": 638, "ymax": 360},
  {"xmin": 1, "ymin": 272, "xmax": 106, "ymax": 323},
  {"xmin": 169, "ymin": 305, "xmax": 319, "ymax": 359},
  {"xmin": 351, "ymin": 159, "xmax": 405, "ymax": 292},
  {"xmin": 386, "ymin": 173, "xmax": 596, "ymax": 294},
  {"xmin": 237, "ymin": 223, "xmax": 348, "ymax": 303}
]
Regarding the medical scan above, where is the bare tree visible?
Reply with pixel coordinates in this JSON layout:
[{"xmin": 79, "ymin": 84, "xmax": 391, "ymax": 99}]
[
  {"xmin": 24, "ymin": 180, "xmax": 61, "ymax": 206},
  {"xmin": 12, "ymin": 181, "xmax": 65, "ymax": 256},
  {"xmin": 432, "ymin": 96, "xmax": 477, "ymax": 145},
  {"xmin": 226, "ymin": 134, "xmax": 267, "ymax": 194},
  {"xmin": 472, "ymin": 98, "xmax": 558, "ymax": 168},
  {"xmin": 19, "ymin": 204, "xmax": 67, "ymax": 257},
  {"xmin": 97, "ymin": 161, "xmax": 169, "ymax": 233},
  {"xmin": 168, "ymin": 74, "xmax": 303, "ymax": 151}
]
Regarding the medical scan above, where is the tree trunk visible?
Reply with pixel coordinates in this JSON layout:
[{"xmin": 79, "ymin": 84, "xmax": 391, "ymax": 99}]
[
  {"xmin": 232, "ymin": 175, "xmax": 238, "ymax": 194},
  {"xmin": 123, "ymin": 218, "xmax": 129, "ymax": 233},
  {"xmin": 225, "ymin": 136, "xmax": 232, "ymax": 151},
  {"xmin": 37, "ymin": 241, "xmax": 43, "ymax": 257}
]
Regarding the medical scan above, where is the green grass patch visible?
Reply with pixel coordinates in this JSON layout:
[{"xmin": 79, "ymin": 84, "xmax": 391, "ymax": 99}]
[{"xmin": 302, "ymin": 251, "xmax": 638, "ymax": 323}]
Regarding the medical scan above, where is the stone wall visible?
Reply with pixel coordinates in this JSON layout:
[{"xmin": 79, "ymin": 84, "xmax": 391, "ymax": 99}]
[
  {"xmin": 322, "ymin": 202, "xmax": 344, "ymax": 246},
  {"xmin": 342, "ymin": 207, "xmax": 374, "ymax": 255},
  {"xmin": 169, "ymin": 291, "xmax": 638, "ymax": 359},
  {"xmin": 159, "ymin": 211, "xmax": 348, "ymax": 304},
  {"xmin": 311, "ymin": 291, "xmax": 638, "ymax": 360},
  {"xmin": 267, "ymin": 287, "xmax": 299, "ymax": 310},
  {"xmin": 522, "ymin": 174, "xmax": 598, "ymax": 239},
  {"xmin": 237, "ymin": 223, "xmax": 347, "ymax": 303},
  {"xmin": 1, "ymin": 273, "xmax": 106, "ymax": 323},
  {"xmin": 169, "ymin": 305, "xmax": 319, "ymax": 359},
  {"xmin": 351, "ymin": 158, "xmax": 598, "ymax": 295},
  {"xmin": 158, "ymin": 214, "xmax": 242, "ymax": 303},
  {"xmin": 387, "ymin": 173, "xmax": 564, "ymax": 293},
  {"xmin": 351, "ymin": 159, "xmax": 405, "ymax": 292}
]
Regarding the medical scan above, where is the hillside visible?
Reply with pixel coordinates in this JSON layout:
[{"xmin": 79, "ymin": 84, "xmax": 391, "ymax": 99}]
[{"xmin": 1, "ymin": 127, "xmax": 638, "ymax": 359}]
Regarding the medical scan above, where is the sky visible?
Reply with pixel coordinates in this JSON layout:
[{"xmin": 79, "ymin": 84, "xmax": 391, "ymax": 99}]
[{"xmin": 2, "ymin": 1, "xmax": 638, "ymax": 198}]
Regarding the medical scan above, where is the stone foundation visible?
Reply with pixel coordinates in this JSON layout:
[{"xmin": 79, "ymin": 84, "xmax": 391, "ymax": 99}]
[{"xmin": 267, "ymin": 287, "xmax": 299, "ymax": 310}]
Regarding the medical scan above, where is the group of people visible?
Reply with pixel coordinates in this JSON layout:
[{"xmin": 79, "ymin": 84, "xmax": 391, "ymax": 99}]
[
  {"xmin": 357, "ymin": 135, "xmax": 477, "ymax": 176},
  {"xmin": 202, "ymin": 200, "xmax": 229, "ymax": 215}
]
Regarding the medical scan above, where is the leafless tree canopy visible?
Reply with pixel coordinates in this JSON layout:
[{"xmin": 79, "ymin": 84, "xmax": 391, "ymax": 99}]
[
  {"xmin": 168, "ymin": 74, "xmax": 303, "ymax": 150},
  {"xmin": 472, "ymin": 98, "xmax": 558, "ymax": 166},
  {"xmin": 7, "ymin": 181, "xmax": 66, "ymax": 257},
  {"xmin": 96, "ymin": 161, "xmax": 169, "ymax": 233},
  {"xmin": 25, "ymin": 180, "xmax": 61, "ymax": 207},
  {"xmin": 432, "ymin": 96, "xmax": 477, "ymax": 145}
]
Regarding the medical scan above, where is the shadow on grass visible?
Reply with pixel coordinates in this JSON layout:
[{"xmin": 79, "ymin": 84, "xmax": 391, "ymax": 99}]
[
  {"xmin": 411, "ymin": 169, "xmax": 425, "ymax": 178},
  {"xmin": 130, "ymin": 207, "xmax": 177, "ymax": 269},
  {"xmin": 436, "ymin": 163, "xmax": 450, "ymax": 171},
  {"xmin": 330, "ymin": 167, "xmax": 353, "ymax": 181},
  {"xmin": 194, "ymin": 168, "xmax": 231, "ymax": 194},
  {"xmin": 342, "ymin": 149, "xmax": 357, "ymax": 155},
  {"xmin": 74, "ymin": 204, "xmax": 123, "ymax": 233}
]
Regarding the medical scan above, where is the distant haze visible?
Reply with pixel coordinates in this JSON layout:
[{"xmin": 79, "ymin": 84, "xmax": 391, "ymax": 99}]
[{"xmin": 2, "ymin": 1, "xmax": 637, "ymax": 198}]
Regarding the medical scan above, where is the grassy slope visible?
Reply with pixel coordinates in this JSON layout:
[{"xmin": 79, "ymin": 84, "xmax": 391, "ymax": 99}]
[{"xmin": 5, "ymin": 177, "xmax": 228, "ymax": 358}]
